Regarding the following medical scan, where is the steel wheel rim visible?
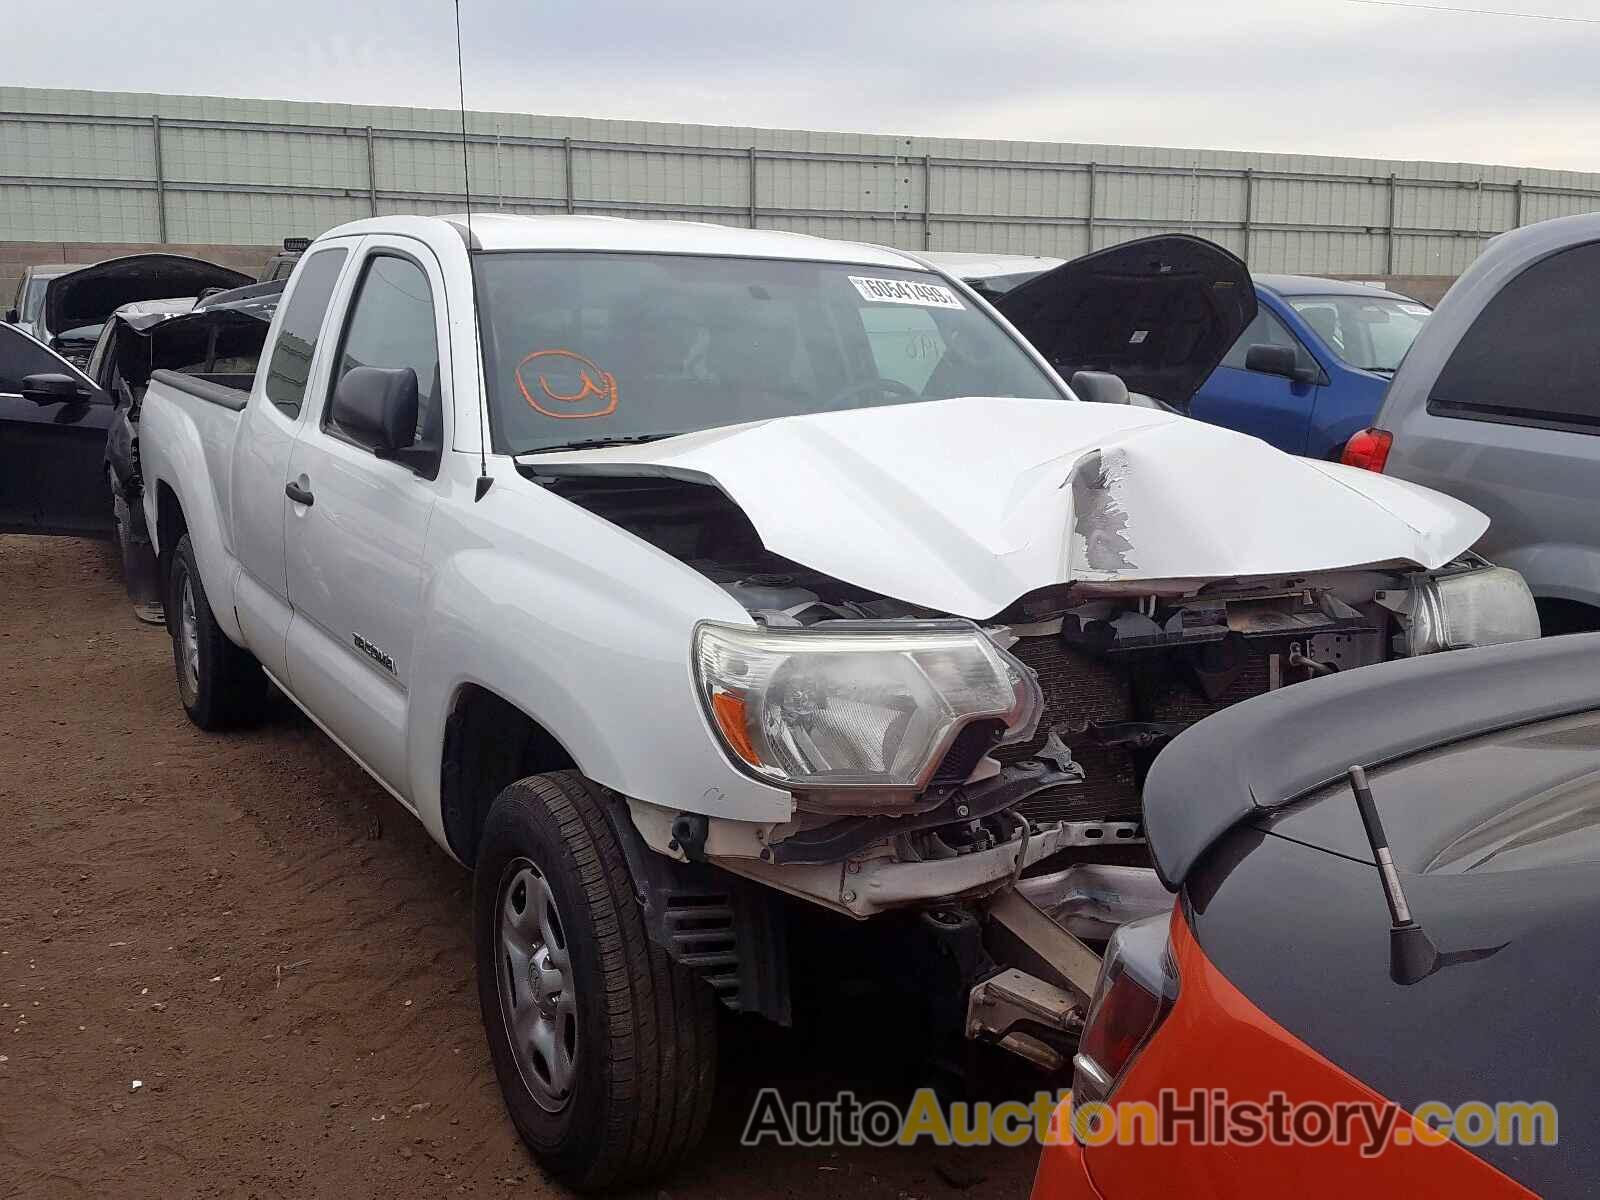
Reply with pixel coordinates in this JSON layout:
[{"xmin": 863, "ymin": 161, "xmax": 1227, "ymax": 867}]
[
  {"xmin": 178, "ymin": 572, "xmax": 200, "ymax": 701},
  {"xmin": 495, "ymin": 857, "xmax": 577, "ymax": 1112}
]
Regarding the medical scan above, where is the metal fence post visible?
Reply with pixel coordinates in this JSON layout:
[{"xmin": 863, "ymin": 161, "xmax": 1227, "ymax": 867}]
[
  {"xmin": 563, "ymin": 137, "xmax": 575, "ymax": 214},
  {"xmin": 1385, "ymin": 173, "xmax": 1397, "ymax": 275},
  {"xmin": 366, "ymin": 126, "xmax": 378, "ymax": 216},
  {"xmin": 150, "ymin": 114, "xmax": 168, "ymax": 242},
  {"xmin": 1085, "ymin": 162, "xmax": 1096, "ymax": 252},
  {"xmin": 922, "ymin": 154, "xmax": 933, "ymax": 249},
  {"xmin": 1241, "ymin": 167, "xmax": 1254, "ymax": 263},
  {"xmin": 1513, "ymin": 178, "xmax": 1524, "ymax": 230},
  {"xmin": 748, "ymin": 147, "xmax": 758, "ymax": 228}
]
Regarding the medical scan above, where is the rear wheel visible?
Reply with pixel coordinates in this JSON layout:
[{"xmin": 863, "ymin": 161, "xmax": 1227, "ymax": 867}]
[
  {"xmin": 167, "ymin": 533, "xmax": 266, "ymax": 729},
  {"xmin": 474, "ymin": 772, "xmax": 717, "ymax": 1192}
]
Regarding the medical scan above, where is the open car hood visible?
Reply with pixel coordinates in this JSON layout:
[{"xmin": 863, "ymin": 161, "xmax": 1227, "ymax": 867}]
[
  {"xmin": 990, "ymin": 235, "xmax": 1256, "ymax": 410},
  {"xmin": 523, "ymin": 396, "xmax": 1487, "ymax": 619},
  {"xmin": 44, "ymin": 254, "xmax": 251, "ymax": 339}
]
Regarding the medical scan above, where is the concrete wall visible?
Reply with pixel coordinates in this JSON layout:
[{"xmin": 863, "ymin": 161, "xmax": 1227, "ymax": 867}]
[
  {"xmin": 1, "ymin": 241, "xmax": 274, "ymax": 313},
  {"xmin": 6, "ymin": 87, "xmax": 1599, "ymax": 280}
]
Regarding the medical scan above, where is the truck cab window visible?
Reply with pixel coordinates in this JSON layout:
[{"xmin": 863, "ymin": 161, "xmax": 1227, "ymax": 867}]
[
  {"xmin": 264, "ymin": 247, "xmax": 346, "ymax": 417},
  {"xmin": 325, "ymin": 254, "xmax": 441, "ymax": 450}
]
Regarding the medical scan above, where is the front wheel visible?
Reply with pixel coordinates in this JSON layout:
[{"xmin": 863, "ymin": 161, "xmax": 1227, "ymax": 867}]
[{"xmin": 474, "ymin": 772, "xmax": 717, "ymax": 1192}]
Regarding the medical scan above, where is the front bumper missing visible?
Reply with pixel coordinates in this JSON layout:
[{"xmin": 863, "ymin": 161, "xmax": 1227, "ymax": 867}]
[
  {"xmin": 767, "ymin": 759, "xmax": 1137, "ymax": 866},
  {"xmin": 718, "ymin": 811, "xmax": 1127, "ymax": 918}
]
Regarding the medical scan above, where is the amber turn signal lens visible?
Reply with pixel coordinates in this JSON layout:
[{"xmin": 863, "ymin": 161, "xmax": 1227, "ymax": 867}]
[{"xmin": 709, "ymin": 690, "xmax": 760, "ymax": 766}]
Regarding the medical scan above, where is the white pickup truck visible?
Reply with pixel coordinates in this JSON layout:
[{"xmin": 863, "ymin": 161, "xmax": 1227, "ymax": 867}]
[{"xmin": 138, "ymin": 214, "xmax": 1538, "ymax": 1190}]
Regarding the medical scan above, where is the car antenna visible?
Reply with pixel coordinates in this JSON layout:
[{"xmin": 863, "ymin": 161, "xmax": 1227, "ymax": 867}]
[
  {"xmin": 1346, "ymin": 764, "xmax": 1440, "ymax": 984},
  {"xmin": 454, "ymin": 0, "xmax": 493, "ymax": 502}
]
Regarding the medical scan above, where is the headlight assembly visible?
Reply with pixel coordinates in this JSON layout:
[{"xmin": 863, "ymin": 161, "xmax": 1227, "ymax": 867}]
[
  {"xmin": 693, "ymin": 621, "xmax": 1042, "ymax": 805},
  {"xmin": 1389, "ymin": 565, "xmax": 1541, "ymax": 655}
]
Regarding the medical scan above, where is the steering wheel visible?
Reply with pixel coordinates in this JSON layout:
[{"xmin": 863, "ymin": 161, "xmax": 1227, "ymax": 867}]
[{"xmin": 828, "ymin": 377, "xmax": 919, "ymax": 408}]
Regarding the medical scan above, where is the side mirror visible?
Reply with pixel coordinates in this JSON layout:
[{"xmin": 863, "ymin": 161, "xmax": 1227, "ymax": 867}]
[
  {"xmin": 1070, "ymin": 370, "xmax": 1131, "ymax": 406},
  {"xmin": 1244, "ymin": 344, "xmax": 1317, "ymax": 385},
  {"xmin": 21, "ymin": 372, "xmax": 94, "ymax": 406},
  {"xmin": 4, "ymin": 307, "xmax": 17, "ymax": 324},
  {"xmin": 331, "ymin": 366, "xmax": 418, "ymax": 454}
]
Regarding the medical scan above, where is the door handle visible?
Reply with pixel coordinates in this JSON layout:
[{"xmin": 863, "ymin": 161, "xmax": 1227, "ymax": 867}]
[{"xmin": 285, "ymin": 481, "xmax": 314, "ymax": 506}]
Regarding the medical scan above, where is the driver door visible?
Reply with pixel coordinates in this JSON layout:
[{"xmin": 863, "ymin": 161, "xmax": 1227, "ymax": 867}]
[
  {"xmin": 1190, "ymin": 307, "xmax": 1320, "ymax": 454},
  {"xmin": 0, "ymin": 322, "xmax": 112, "ymax": 535}
]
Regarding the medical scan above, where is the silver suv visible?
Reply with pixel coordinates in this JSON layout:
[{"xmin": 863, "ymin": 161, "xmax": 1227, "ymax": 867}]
[{"xmin": 1343, "ymin": 213, "xmax": 1600, "ymax": 634}]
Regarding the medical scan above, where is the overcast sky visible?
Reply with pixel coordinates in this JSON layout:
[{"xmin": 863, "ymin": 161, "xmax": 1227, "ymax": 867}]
[{"xmin": 13, "ymin": 0, "xmax": 1600, "ymax": 171}]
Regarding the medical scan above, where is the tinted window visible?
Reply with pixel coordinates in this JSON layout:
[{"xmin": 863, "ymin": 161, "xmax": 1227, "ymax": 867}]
[
  {"xmin": 326, "ymin": 254, "xmax": 441, "ymax": 447},
  {"xmin": 0, "ymin": 324, "xmax": 78, "ymax": 394},
  {"xmin": 475, "ymin": 253, "xmax": 1060, "ymax": 454},
  {"xmin": 264, "ymin": 247, "xmax": 346, "ymax": 417},
  {"xmin": 1430, "ymin": 241, "xmax": 1600, "ymax": 432},
  {"xmin": 1220, "ymin": 306, "xmax": 1302, "ymax": 369}
]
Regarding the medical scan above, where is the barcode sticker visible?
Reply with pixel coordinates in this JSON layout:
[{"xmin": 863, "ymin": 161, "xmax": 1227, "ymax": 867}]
[{"xmin": 849, "ymin": 276, "xmax": 965, "ymax": 309}]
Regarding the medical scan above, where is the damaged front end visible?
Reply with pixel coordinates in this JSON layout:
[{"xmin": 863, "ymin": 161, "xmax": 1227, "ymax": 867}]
[
  {"xmin": 538, "ymin": 467, "xmax": 1533, "ymax": 866},
  {"xmin": 534, "ymin": 463, "xmax": 1535, "ymax": 1074}
]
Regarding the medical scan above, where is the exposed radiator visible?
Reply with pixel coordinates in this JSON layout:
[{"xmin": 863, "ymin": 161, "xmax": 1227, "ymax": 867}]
[{"xmin": 999, "ymin": 634, "xmax": 1275, "ymax": 826}]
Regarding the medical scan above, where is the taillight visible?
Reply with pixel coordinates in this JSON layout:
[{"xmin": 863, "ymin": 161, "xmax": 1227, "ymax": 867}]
[
  {"xmin": 1339, "ymin": 427, "xmax": 1393, "ymax": 472},
  {"xmin": 1071, "ymin": 912, "xmax": 1177, "ymax": 1104}
]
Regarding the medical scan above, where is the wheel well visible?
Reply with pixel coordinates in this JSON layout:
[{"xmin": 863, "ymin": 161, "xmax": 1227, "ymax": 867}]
[
  {"xmin": 155, "ymin": 483, "xmax": 187, "ymax": 621},
  {"xmin": 441, "ymin": 685, "xmax": 578, "ymax": 864},
  {"xmin": 1535, "ymin": 597, "xmax": 1600, "ymax": 636}
]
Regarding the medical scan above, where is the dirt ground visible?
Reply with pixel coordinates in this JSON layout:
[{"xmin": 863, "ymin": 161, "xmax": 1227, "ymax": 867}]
[{"xmin": 0, "ymin": 535, "xmax": 1040, "ymax": 1200}]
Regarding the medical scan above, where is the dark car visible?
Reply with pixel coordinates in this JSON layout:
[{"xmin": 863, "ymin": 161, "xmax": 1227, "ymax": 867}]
[
  {"xmin": 0, "ymin": 322, "xmax": 113, "ymax": 536},
  {"xmin": 0, "ymin": 266, "xmax": 280, "ymax": 614},
  {"xmin": 97, "ymin": 281, "xmax": 283, "ymax": 616},
  {"xmin": 1035, "ymin": 633, "xmax": 1598, "ymax": 1198},
  {"xmin": 42, "ymin": 253, "xmax": 252, "ymax": 369}
]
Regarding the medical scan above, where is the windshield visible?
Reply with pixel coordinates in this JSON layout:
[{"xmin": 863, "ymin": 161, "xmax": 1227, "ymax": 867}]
[
  {"xmin": 1286, "ymin": 294, "xmax": 1429, "ymax": 373},
  {"xmin": 474, "ymin": 252, "xmax": 1063, "ymax": 454}
]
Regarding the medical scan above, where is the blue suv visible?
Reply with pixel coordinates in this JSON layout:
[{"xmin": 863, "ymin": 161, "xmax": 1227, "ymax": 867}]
[{"xmin": 1191, "ymin": 275, "xmax": 1429, "ymax": 459}]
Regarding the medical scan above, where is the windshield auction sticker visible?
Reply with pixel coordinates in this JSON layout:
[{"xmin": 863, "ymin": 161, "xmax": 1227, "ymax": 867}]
[{"xmin": 848, "ymin": 276, "xmax": 965, "ymax": 309}]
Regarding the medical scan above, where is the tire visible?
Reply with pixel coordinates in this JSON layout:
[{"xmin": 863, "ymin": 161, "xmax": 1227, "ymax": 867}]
[
  {"xmin": 474, "ymin": 771, "xmax": 718, "ymax": 1192},
  {"xmin": 167, "ymin": 532, "xmax": 266, "ymax": 729}
]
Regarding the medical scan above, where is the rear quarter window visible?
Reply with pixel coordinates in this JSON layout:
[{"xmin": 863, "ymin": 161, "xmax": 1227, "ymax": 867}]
[
  {"xmin": 1428, "ymin": 241, "xmax": 1600, "ymax": 435},
  {"xmin": 263, "ymin": 247, "xmax": 347, "ymax": 418}
]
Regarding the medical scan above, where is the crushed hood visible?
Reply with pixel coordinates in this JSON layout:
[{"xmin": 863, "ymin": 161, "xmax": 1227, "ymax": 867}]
[
  {"xmin": 522, "ymin": 397, "xmax": 1487, "ymax": 619},
  {"xmin": 991, "ymin": 235, "xmax": 1256, "ymax": 410},
  {"xmin": 44, "ymin": 254, "xmax": 251, "ymax": 338}
]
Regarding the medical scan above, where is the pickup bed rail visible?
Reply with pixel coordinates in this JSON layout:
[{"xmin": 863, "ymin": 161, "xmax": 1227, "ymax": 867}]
[{"xmin": 149, "ymin": 368, "xmax": 249, "ymax": 412}]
